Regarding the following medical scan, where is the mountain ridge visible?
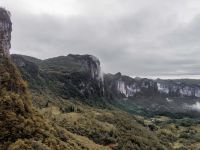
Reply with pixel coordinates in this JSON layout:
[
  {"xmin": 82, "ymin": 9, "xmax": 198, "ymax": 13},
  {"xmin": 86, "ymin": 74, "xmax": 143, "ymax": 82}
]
[{"xmin": 11, "ymin": 54, "xmax": 200, "ymax": 117}]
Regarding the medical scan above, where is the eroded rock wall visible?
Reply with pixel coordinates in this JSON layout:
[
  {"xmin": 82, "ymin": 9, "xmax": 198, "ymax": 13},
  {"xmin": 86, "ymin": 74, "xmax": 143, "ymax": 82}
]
[{"xmin": 0, "ymin": 8, "xmax": 12, "ymax": 58}]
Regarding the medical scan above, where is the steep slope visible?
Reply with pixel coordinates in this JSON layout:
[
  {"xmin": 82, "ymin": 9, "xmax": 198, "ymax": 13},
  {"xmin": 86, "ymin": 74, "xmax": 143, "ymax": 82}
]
[
  {"xmin": 0, "ymin": 8, "xmax": 12, "ymax": 57},
  {"xmin": 2, "ymin": 54, "xmax": 168, "ymax": 150},
  {"xmin": 104, "ymin": 72, "xmax": 157, "ymax": 99},
  {"xmin": 1, "ymin": 60, "xmax": 114, "ymax": 150},
  {"xmin": 12, "ymin": 54, "xmax": 104, "ymax": 105},
  {"xmin": 1, "ymin": 59, "xmax": 167, "ymax": 149}
]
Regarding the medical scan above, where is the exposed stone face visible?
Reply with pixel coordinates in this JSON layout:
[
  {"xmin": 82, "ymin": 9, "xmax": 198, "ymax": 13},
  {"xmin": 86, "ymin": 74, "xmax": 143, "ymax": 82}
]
[
  {"xmin": 67, "ymin": 54, "xmax": 103, "ymax": 81},
  {"xmin": 156, "ymin": 81, "xmax": 200, "ymax": 98},
  {"xmin": 68, "ymin": 54, "xmax": 105, "ymax": 97},
  {"xmin": 104, "ymin": 73, "xmax": 200, "ymax": 99},
  {"xmin": 12, "ymin": 54, "xmax": 105, "ymax": 100},
  {"xmin": 0, "ymin": 8, "xmax": 12, "ymax": 57}
]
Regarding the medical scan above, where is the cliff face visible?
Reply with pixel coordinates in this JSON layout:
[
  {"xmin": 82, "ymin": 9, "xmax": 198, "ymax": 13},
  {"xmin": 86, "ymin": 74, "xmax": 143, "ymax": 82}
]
[
  {"xmin": 12, "ymin": 54, "xmax": 105, "ymax": 105},
  {"xmin": 0, "ymin": 8, "xmax": 12, "ymax": 58},
  {"xmin": 104, "ymin": 73, "xmax": 157, "ymax": 99},
  {"xmin": 66, "ymin": 54, "xmax": 104, "ymax": 84},
  {"xmin": 65, "ymin": 54, "xmax": 104, "ymax": 97},
  {"xmin": 104, "ymin": 73, "xmax": 200, "ymax": 99},
  {"xmin": 102, "ymin": 74, "xmax": 200, "ymax": 116},
  {"xmin": 156, "ymin": 80, "xmax": 200, "ymax": 97},
  {"xmin": 12, "ymin": 53, "xmax": 200, "ymax": 102}
]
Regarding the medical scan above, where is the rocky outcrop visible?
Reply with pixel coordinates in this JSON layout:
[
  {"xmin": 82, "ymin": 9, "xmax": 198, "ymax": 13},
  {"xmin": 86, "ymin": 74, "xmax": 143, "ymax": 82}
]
[
  {"xmin": 62, "ymin": 54, "xmax": 104, "ymax": 98},
  {"xmin": 156, "ymin": 80, "xmax": 200, "ymax": 98},
  {"xmin": 66, "ymin": 54, "xmax": 104, "ymax": 83},
  {"xmin": 0, "ymin": 8, "xmax": 12, "ymax": 58},
  {"xmin": 104, "ymin": 73, "xmax": 157, "ymax": 99},
  {"xmin": 104, "ymin": 73, "xmax": 200, "ymax": 99},
  {"xmin": 12, "ymin": 54, "xmax": 105, "ymax": 102}
]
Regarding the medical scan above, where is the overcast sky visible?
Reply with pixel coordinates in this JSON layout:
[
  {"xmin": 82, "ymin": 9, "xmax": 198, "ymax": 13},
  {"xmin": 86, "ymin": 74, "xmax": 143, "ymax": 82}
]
[{"xmin": 1, "ymin": 0, "xmax": 200, "ymax": 78}]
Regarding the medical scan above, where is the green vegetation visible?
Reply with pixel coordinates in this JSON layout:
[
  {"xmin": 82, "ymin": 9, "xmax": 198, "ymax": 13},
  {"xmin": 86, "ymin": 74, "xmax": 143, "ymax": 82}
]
[
  {"xmin": 0, "ymin": 58, "xmax": 110, "ymax": 150},
  {"xmin": 0, "ymin": 58, "xmax": 167, "ymax": 150},
  {"xmin": 39, "ymin": 98, "xmax": 200, "ymax": 150},
  {"xmin": 10, "ymin": 54, "xmax": 200, "ymax": 150},
  {"xmin": 40, "ymin": 100, "xmax": 167, "ymax": 150},
  {"xmin": 1, "ymin": 56, "xmax": 200, "ymax": 150}
]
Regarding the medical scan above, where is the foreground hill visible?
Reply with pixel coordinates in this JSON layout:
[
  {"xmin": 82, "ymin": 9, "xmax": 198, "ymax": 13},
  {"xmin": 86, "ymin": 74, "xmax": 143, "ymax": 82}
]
[
  {"xmin": 0, "ymin": 58, "xmax": 169, "ymax": 150},
  {"xmin": 0, "ymin": 59, "xmax": 114, "ymax": 150}
]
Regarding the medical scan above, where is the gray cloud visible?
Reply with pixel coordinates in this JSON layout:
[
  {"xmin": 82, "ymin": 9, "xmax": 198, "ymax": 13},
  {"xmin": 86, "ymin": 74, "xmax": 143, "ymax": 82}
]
[{"xmin": 2, "ymin": 0, "xmax": 200, "ymax": 77}]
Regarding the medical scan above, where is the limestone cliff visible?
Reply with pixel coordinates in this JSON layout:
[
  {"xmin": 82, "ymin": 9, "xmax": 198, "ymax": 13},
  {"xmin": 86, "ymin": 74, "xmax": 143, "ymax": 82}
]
[
  {"xmin": 12, "ymin": 54, "xmax": 105, "ymax": 104},
  {"xmin": 0, "ymin": 8, "xmax": 12, "ymax": 58},
  {"xmin": 12, "ymin": 53, "xmax": 200, "ymax": 102},
  {"xmin": 104, "ymin": 73, "xmax": 200, "ymax": 99}
]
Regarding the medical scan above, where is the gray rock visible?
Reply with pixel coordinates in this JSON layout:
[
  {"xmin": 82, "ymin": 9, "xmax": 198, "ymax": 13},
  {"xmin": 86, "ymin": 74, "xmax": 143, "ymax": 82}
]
[{"xmin": 0, "ymin": 8, "xmax": 12, "ymax": 58}]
